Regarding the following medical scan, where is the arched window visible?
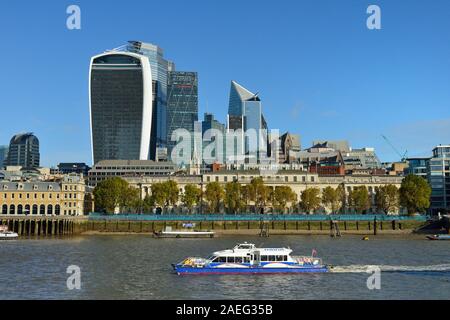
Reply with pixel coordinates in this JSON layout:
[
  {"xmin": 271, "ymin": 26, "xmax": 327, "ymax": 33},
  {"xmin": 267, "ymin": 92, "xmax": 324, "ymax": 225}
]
[
  {"xmin": 18, "ymin": 205, "xmax": 23, "ymax": 215},
  {"xmin": 2, "ymin": 204, "xmax": 7, "ymax": 214},
  {"xmin": 25, "ymin": 204, "xmax": 30, "ymax": 215},
  {"xmin": 55, "ymin": 205, "xmax": 61, "ymax": 216},
  {"xmin": 9, "ymin": 205, "xmax": 15, "ymax": 215},
  {"xmin": 32, "ymin": 204, "xmax": 38, "ymax": 215},
  {"xmin": 47, "ymin": 205, "xmax": 53, "ymax": 215},
  {"xmin": 39, "ymin": 205, "xmax": 45, "ymax": 215}
]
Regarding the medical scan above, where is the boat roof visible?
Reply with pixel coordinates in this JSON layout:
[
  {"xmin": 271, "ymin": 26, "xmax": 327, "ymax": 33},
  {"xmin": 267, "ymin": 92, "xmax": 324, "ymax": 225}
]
[{"xmin": 212, "ymin": 243, "xmax": 292, "ymax": 256}]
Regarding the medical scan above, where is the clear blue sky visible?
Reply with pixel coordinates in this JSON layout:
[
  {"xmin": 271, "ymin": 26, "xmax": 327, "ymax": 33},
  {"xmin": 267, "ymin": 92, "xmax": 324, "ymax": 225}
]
[{"xmin": 1, "ymin": 0, "xmax": 449, "ymax": 167}]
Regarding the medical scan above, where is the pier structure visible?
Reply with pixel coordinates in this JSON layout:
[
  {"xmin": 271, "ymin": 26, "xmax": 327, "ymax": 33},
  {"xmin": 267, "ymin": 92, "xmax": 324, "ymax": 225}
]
[{"xmin": 0, "ymin": 216, "xmax": 87, "ymax": 236}]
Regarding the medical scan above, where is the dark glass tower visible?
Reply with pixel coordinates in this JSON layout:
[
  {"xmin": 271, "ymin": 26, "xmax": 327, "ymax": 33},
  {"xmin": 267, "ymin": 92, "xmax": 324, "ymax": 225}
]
[
  {"xmin": 89, "ymin": 52, "xmax": 153, "ymax": 164},
  {"xmin": 126, "ymin": 41, "xmax": 174, "ymax": 159},
  {"xmin": 166, "ymin": 71, "xmax": 198, "ymax": 157},
  {"xmin": 6, "ymin": 133, "xmax": 40, "ymax": 168}
]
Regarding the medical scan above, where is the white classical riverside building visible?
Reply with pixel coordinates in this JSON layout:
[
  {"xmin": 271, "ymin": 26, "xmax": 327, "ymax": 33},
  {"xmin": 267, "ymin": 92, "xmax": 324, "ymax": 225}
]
[{"xmin": 123, "ymin": 170, "xmax": 404, "ymax": 213}]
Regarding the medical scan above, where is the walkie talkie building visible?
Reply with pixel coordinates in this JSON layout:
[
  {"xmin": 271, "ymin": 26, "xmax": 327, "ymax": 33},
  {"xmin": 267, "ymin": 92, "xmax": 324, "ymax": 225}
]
[{"xmin": 89, "ymin": 52, "xmax": 153, "ymax": 164}]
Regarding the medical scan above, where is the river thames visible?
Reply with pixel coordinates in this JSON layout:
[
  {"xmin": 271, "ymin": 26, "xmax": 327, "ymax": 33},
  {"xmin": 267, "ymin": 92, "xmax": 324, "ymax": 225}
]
[{"xmin": 1, "ymin": 235, "xmax": 449, "ymax": 300}]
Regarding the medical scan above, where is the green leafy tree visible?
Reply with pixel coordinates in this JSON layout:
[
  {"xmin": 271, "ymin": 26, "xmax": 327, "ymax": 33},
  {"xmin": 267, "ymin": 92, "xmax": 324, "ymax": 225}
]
[
  {"xmin": 150, "ymin": 181, "xmax": 179, "ymax": 212},
  {"xmin": 164, "ymin": 180, "xmax": 180, "ymax": 207},
  {"xmin": 300, "ymin": 188, "xmax": 321, "ymax": 214},
  {"xmin": 240, "ymin": 185, "xmax": 252, "ymax": 213},
  {"xmin": 224, "ymin": 182, "xmax": 244, "ymax": 214},
  {"xmin": 273, "ymin": 186, "xmax": 297, "ymax": 213},
  {"xmin": 349, "ymin": 186, "xmax": 371, "ymax": 214},
  {"xmin": 182, "ymin": 184, "xmax": 201, "ymax": 214},
  {"xmin": 93, "ymin": 177, "xmax": 135, "ymax": 214},
  {"xmin": 120, "ymin": 186, "xmax": 141, "ymax": 213},
  {"xmin": 205, "ymin": 182, "xmax": 224, "ymax": 213},
  {"xmin": 142, "ymin": 194, "xmax": 155, "ymax": 213},
  {"xmin": 375, "ymin": 185, "xmax": 400, "ymax": 214},
  {"xmin": 150, "ymin": 182, "xmax": 166, "ymax": 208},
  {"xmin": 399, "ymin": 175, "xmax": 432, "ymax": 214},
  {"xmin": 321, "ymin": 186, "xmax": 343, "ymax": 214},
  {"xmin": 249, "ymin": 177, "xmax": 269, "ymax": 214},
  {"xmin": 337, "ymin": 184, "xmax": 347, "ymax": 213}
]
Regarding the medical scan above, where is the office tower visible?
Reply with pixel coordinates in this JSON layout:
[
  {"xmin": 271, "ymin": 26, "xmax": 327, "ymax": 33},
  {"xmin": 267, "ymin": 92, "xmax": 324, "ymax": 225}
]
[
  {"xmin": 406, "ymin": 158, "xmax": 429, "ymax": 178},
  {"xmin": 226, "ymin": 81, "xmax": 269, "ymax": 162},
  {"xmin": 428, "ymin": 145, "xmax": 450, "ymax": 213},
  {"xmin": 6, "ymin": 133, "xmax": 40, "ymax": 168},
  {"xmin": 126, "ymin": 41, "xmax": 174, "ymax": 159},
  {"xmin": 0, "ymin": 146, "xmax": 8, "ymax": 168},
  {"xmin": 166, "ymin": 71, "xmax": 198, "ymax": 157},
  {"xmin": 199, "ymin": 113, "xmax": 226, "ymax": 164},
  {"xmin": 89, "ymin": 51, "xmax": 153, "ymax": 164}
]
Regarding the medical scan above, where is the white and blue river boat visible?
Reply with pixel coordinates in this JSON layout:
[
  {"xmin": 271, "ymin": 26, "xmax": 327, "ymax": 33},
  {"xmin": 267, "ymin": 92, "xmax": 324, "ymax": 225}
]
[{"xmin": 172, "ymin": 242, "xmax": 328, "ymax": 275}]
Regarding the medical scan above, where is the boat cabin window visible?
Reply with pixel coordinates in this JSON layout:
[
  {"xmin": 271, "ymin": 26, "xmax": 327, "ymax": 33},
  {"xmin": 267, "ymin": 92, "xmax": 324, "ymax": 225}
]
[
  {"xmin": 235, "ymin": 257, "xmax": 243, "ymax": 263},
  {"xmin": 217, "ymin": 257, "xmax": 227, "ymax": 263},
  {"xmin": 209, "ymin": 256, "xmax": 218, "ymax": 262},
  {"xmin": 243, "ymin": 257, "xmax": 250, "ymax": 263},
  {"xmin": 261, "ymin": 255, "xmax": 288, "ymax": 262},
  {"xmin": 227, "ymin": 257, "xmax": 235, "ymax": 263}
]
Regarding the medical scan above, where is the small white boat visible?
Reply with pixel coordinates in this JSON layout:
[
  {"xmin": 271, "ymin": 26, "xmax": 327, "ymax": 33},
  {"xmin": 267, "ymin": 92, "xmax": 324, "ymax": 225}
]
[
  {"xmin": 153, "ymin": 226, "xmax": 215, "ymax": 238},
  {"xmin": 0, "ymin": 226, "xmax": 18, "ymax": 240}
]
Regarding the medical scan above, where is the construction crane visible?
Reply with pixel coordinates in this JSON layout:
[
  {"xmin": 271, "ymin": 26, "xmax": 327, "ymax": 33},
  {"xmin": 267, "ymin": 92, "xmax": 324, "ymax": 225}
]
[{"xmin": 381, "ymin": 135, "xmax": 408, "ymax": 161}]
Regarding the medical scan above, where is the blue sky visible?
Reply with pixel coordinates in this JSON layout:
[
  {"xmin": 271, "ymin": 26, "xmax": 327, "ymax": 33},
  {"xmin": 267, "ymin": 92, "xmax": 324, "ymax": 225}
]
[{"xmin": 0, "ymin": 0, "xmax": 449, "ymax": 166}]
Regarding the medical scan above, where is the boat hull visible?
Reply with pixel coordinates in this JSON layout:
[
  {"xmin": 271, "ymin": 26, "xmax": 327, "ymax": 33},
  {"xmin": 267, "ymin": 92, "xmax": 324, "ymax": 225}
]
[
  {"xmin": 174, "ymin": 266, "xmax": 329, "ymax": 275},
  {"xmin": 427, "ymin": 235, "xmax": 450, "ymax": 240},
  {"xmin": 154, "ymin": 231, "xmax": 215, "ymax": 239},
  {"xmin": 0, "ymin": 233, "xmax": 19, "ymax": 240}
]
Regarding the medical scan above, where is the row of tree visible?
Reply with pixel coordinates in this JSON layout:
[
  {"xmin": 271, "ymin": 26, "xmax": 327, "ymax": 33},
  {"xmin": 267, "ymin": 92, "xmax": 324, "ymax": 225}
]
[{"xmin": 93, "ymin": 175, "xmax": 432, "ymax": 215}]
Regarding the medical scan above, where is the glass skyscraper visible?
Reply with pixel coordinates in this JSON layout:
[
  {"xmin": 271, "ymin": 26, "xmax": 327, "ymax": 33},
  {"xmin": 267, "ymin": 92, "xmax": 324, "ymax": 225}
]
[
  {"xmin": 126, "ymin": 41, "xmax": 174, "ymax": 159},
  {"xmin": 198, "ymin": 113, "xmax": 225, "ymax": 164},
  {"xmin": 428, "ymin": 145, "xmax": 450, "ymax": 213},
  {"xmin": 6, "ymin": 133, "xmax": 40, "ymax": 168},
  {"xmin": 0, "ymin": 145, "xmax": 8, "ymax": 168},
  {"xmin": 166, "ymin": 71, "xmax": 198, "ymax": 157},
  {"xmin": 226, "ymin": 81, "xmax": 269, "ymax": 162},
  {"xmin": 89, "ymin": 52, "xmax": 153, "ymax": 164}
]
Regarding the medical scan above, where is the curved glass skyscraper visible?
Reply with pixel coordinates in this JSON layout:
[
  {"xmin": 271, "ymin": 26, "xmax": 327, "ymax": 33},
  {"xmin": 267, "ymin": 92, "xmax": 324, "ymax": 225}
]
[
  {"xmin": 6, "ymin": 133, "xmax": 40, "ymax": 168},
  {"xmin": 89, "ymin": 52, "xmax": 153, "ymax": 164}
]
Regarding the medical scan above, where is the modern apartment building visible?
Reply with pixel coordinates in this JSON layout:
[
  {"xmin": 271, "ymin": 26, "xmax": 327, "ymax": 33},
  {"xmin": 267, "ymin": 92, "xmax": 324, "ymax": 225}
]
[{"xmin": 406, "ymin": 157, "xmax": 429, "ymax": 178}]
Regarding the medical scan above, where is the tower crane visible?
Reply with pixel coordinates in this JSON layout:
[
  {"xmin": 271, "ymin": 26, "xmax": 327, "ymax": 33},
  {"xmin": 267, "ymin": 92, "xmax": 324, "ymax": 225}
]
[{"xmin": 381, "ymin": 135, "xmax": 408, "ymax": 162}]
